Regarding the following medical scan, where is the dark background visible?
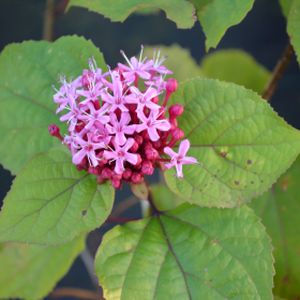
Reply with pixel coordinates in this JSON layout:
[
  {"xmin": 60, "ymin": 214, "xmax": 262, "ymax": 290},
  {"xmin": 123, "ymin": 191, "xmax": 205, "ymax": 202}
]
[{"xmin": 0, "ymin": 0, "xmax": 299, "ymax": 298}]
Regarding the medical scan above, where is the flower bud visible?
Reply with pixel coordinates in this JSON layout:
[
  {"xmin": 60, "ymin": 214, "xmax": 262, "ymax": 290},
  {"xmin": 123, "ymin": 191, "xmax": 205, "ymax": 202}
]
[
  {"xmin": 145, "ymin": 146, "xmax": 159, "ymax": 160},
  {"xmin": 130, "ymin": 141, "xmax": 139, "ymax": 152},
  {"xmin": 166, "ymin": 78, "xmax": 178, "ymax": 94},
  {"xmin": 112, "ymin": 178, "xmax": 121, "ymax": 189},
  {"xmin": 122, "ymin": 168, "xmax": 132, "ymax": 180},
  {"xmin": 141, "ymin": 161, "xmax": 154, "ymax": 175},
  {"xmin": 131, "ymin": 172, "xmax": 144, "ymax": 184},
  {"xmin": 172, "ymin": 128, "xmax": 184, "ymax": 140},
  {"xmin": 169, "ymin": 104, "xmax": 184, "ymax": 117},
  {"xmin": 101, "ymin": 167, "xmax": 113, "ymax": 179},
  {"xmin": 48, "ymin": 124, "xmax": 63, "ymax": 140}
]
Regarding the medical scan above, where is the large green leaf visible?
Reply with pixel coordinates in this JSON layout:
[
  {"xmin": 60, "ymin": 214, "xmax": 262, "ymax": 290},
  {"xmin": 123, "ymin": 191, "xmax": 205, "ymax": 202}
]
[
  {"xmin": 67, "ymin": 0, "xmax": 196, "ymax": 29},
  {"xmin": 0, "ymin": 147, "xmax": 114, "ymax": 245},
  {"xmin": 165, "ymin": 78, "xmax": 300, "ymax": 207},
  {"xmin": 279, "ymin": 0, "xmax": 293, "ymax": 17},
  {"xmin": 0, "ymin": 236, "xmax": 84, "ymax": 300},
  {"xmin": 95, "ymin": 204, "xmax": 273, "ymax": 299},
  {"xmin": 287, "ymin": 0, "xmax": 300, "ymax": 64},
  {"xmin": 201, "ymin": 49, "xmax": 271, "ymax": 94},
  {"xmin": 0, "ymin": 35, "xmax": 106, "ymax": 174},
  {"xmin": 250, "ymin": 157, "xmax": 300, "ymax": 299},
  {"xmin": 190, "ymin": 0, "xmax": 254, "ymax": 49},
  {"xmin": 144, "ymin": 45, "xmax": 202, "ymax": 82}
]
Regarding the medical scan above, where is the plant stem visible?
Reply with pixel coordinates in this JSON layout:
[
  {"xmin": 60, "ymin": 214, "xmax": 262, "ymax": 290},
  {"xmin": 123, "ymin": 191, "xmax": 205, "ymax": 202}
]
[
  {"xmin": 80, "ymin": 248, "xmax": 99, "ymax": 288},
  {"xmin": 49, "ymin": 287, "xmax": 101, "ymax": 300},
  {"xmin": 106, "ymin": 216, "xmax": 140, "ymax": 223},
  {"xmin": 43, "ymin": 0, "xmax": 55, "ymax": 41},
  {"xmin": 262, "ymin": 43, "xmax": 294, "ymax": 101}
]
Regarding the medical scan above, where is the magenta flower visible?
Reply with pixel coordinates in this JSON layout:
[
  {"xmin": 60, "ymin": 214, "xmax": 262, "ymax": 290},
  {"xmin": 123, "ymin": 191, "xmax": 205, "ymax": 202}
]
[
  {"xmin": 80, "ymin": 103, "xmax": 109, "ymax": 130},
  {"xmin": 164, "ymin": 139, "xmax": 198, "ymax": 178},
  {"xmin": 118, "ymin": 47, "xmax": 152, "ymax": 84},
  {"xmin": 106, "ymin": 112, "xmax": 136, "ymax": 145},
  {"xmin": 72, "ymin": 133, "xmax": 106, "ymax": 167},
  {"xmin": 104, "ymin": 138, "xmax": 138, "ymax": 174},
  {"xmin": 150, "ymin": 50, "xmax": 172, "ymax": 75},
  {"xmin": 59, "ymin": 100, "xmax": 84, "ymax": 132},
  {"xmin": 126, "ymin": 86, "xmax": 161, "ymax": 111},
  {"xmin": 136, "ymin": 109, "xmax": 171, "ymax": 141},
  {"xmin": 101, "ymin": 71, "xmax": 129, "ymax": 112}
]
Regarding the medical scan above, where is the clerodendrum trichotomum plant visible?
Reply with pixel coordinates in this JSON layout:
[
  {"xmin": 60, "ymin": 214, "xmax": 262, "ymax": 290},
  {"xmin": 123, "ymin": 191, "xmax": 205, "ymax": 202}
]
[{"xmin": 1, "ymin": 1, "xmax": 300, "ymax": 300}]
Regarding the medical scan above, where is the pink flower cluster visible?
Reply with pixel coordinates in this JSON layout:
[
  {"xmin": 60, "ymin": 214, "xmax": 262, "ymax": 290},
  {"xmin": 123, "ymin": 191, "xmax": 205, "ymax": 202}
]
[{"xmin": 49, "ymin": 48, "xmax": 197, "ymax": 188}]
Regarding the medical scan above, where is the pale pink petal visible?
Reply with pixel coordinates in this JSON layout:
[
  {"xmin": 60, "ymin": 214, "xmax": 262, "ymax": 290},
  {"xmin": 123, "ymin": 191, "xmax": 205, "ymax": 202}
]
[
  {"xmin": 156, "ymin": 120, "xmax": 171, "ymax": 132},
  {"xmin": 115, "ymin": 132, "xmax": 126, "ymax": 146},
  {"xmin": 104, "ymin": 150, "xmax": 116, "ymax": 161},
  {"xmin": 175, "ymin": 163, "xmax": 183, "ymax": 178},
  {"xmin": 123, "ymin": 138, "xmax": 135, "ymax": 152},
  {"xmin": 124, "ymin": 124, "xmax": 136, "ymax": 135},
  {"xmin": 136, "ymin": 124, "xmax": 147, "ymax": 133},
  {"xmin": 120, "ymin": 112, "xmax": 131, "ymax": 125},
  {"xmin": 179, "ymin": 139, "xmax": 190, "ymax": 157},
  {"xmin": 164, "ymin": 147, "xmax": 177, "ymax": 158},
  {"xmin": 72, "ymin": 149, "xmax": 86, "ymax": 165},
  {"xmin": 164, "ymin": 162, "xmax": 175, "ymax": 169},
  {"xmin": 148, "ymin": 127, "xmax": 159, "ymax": 141},
  {"xmin": 115, "ymin": 158, "xmax": 125, "ymax": 174},
  {"xmin": 181, "ymin": 156, "xmax": 198, "ymax": 165},
  {"xmin": 126, "ymin": 153, "xmax": 138, "ymax": 165}
]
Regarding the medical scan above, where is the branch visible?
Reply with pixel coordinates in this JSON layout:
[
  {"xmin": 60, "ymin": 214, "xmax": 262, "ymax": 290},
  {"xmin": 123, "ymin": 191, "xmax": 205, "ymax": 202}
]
[
  {"xmin": 43, "ymin": 0, "xmax": 55, "ymax": 41},
  {"xmin": 49, "ymin": 287, "xmax": 102, "ymax": 300},
  {"xmin": 262, "ymin": 43, "xmax": 294, "ymax": 101},
  {"xmin": 80, "ymin": 248, "xmax": 99, "ymax": 288}
]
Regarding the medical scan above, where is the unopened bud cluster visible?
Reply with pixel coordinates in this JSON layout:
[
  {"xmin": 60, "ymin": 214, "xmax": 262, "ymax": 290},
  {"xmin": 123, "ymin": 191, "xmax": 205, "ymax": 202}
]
[{"xmin": 50, "ymin": 48, "xmax": 197, "ymax": 188}]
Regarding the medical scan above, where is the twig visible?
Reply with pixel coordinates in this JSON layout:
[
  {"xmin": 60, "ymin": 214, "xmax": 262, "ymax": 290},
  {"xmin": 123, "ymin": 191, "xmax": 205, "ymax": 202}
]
[
  {"xmin": 80, "ymin": 248, "xmax": 99, "ymax": 288},
  {"xmin": 49, "ymin": 287, "xmax": 102, "ymax": 300},
  {"xmin": 106, "ymin": 216, "xmax": 140, "ymax": 223},
  {"xmin": 262, "ymin": 43, "xmax": 294, "ymax": 101},
  {"xmin": 43, "ymin": 0, "xmax": 55, "ymax": 41},
  {"xmin": 110, "ymin": 195, "xmax": 139, "ymax": 217}
]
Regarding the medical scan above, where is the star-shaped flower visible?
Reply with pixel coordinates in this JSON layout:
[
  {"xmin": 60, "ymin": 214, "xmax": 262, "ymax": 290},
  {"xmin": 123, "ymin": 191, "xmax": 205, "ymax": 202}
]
[
  {"xmin": 136, "ymin": 109, "xmax": 170, "ymax": 141},
  {"xmin": 106, "ymin": 112, "xmax": 136, "ymax": 145},
  {"xmin": 104, "ymin": 138, "xmax": 138, "ymax": 174},
  {"xmin": 164, "ymin": 139, "xmax": 198, "ymax": 178}
]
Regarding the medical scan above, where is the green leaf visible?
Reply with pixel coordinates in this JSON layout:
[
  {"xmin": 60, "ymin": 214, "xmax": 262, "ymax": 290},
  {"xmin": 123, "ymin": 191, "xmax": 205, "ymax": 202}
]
[
  {"xmin": 190, "ymin": 0, "xmax": 254, "ymax": 50},
  {"xmin": 0, "ymin": 147, "xmax": 114, "ymax": 245},
  {"xmin": 279, "ymin": 0, "xmax": 293, "ymax": 17},
  {"xmin": 150, "ymin": 184, "xmax": 185, "ymax": 211},
  {"xmin": 67, "ymin": 0, "xmax": 196, "ymax": 29},
  {"xmin": 201, "ymin": 49, "xmax": 271, "ymax": 93},
  {"xmin": 287, "ymin": 0, "xmax": 300, "ymax": 64},
  {"xmin": 250, "ymin": 157, "xmax": 300, "ymax": 299},
  {"xmin": 95, "ymin": 204, "xmax": 273, "ymax": 299},
  {"xmin": 0, "ymin": 236, "xmax": 84, "ymax": 300},
  {"xmin": 0, "ymin": 35, "xmax": 106, "ymax": 174},
  {"xmin": 165, "ymin": 78, "xmax": 300, "ymax": 207},
  {"xmin": 143, "ymin": 45, "xmax": 202, "ymax": 81}
]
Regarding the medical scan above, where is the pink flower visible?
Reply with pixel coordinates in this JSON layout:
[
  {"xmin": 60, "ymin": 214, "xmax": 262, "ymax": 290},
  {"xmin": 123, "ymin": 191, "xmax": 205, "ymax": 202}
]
[
  {"xmin": 59, "ymin": 100, "xmax": 84, "ymax": 132},
  {"xmin": 72, "ymin": 133, "xmax": 106, "ymax": 167},
  {"xmin": 104, "ymin": 138, "xmax": 138, "ymax": 174},
  {"xmin": 106, "ymin": 112, "xmax": 136, "ymax": 145},
  {"xmin": 77, "ymin": 79, "xmax": 104, "ymax": 105},
  {"xmin": 150, "ymin": 50, "xmax": 172, "ymax": 75},
  {"xmin": 101, "ymin": 71, "xmax": 128, "ymax": 112},
  {"xmin": 80, "ymin": 103, "xmax": 109, "ymax": 129},
  {"xmin": 118, "ymin": 47, "xmax": 152, "ymax": 83},
  {"xmin": 136, "ymin": 109, "xmax": 170, "ymax": 141},
  {"xmin": 53, "ymin": 76, "xmax": 80, "ymax": 113},
  {"xmin": 164, "ymin": 139, "xmax": 198, "ymax": 178},
  {"xmin": 126, "ymin": 86, "xmax": 161, "ymax": 112}
]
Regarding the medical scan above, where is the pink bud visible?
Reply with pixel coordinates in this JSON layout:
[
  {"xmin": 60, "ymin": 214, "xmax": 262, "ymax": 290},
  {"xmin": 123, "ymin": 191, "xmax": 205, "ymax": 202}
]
[
  {"xmin": 141, "ymin": 161, "xmax": 154, "ymax": 175},
  {"xmin": 101, "ymin": 168, "xmax": 113, "ymax": 179},
  {"xmin": 169, "ymin": 104, "xmax": 184, "ymax": 117},
  {"xmin": 134, "ymin": 134, "xmax": 143, "ymax": 145},
  {"xmin": 122, "ymin": 168, "xmax": 132, "ymax": 180},
  {"xmin": 152, "ymin": 140, "xmax": 162, "ymax": 149},
  {"xmin": 130, "ymin": 141, "xmax": 139, "ymax": 152},
  {"xmin": 131, "ymin": 172, "xmax": 144, "ymax": 184},
  {"xmin": 172, "ymin": 128, "xmax": 184, "ymax": 140},
  {"xmin": 48, "ymin": 124, "xmax": 63, "ymax": 141},
  {"xmin": 151, "ymin": 96, "xmax": 159, "ymax": 104},
  {"xmin": 112, "ymin": 178, "xmax": 121, "ymax": 189},
  {"xmin": 145, "ymin": 146, "xmax": 159, "ymax": 160},
  {"xmin": 88, "ymin": 166, "xmax": 98, "ymax": 175},
  {"xmin": 166, "ymin": 78, "xmax": 178, "ymax": 94}
]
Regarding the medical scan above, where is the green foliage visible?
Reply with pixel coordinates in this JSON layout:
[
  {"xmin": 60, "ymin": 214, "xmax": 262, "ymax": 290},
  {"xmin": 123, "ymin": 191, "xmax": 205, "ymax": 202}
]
[
  {"xmin": 150, "ymin": 183, "xmax": 184, "ymax": 211},
  {"xmin": 0, "ymin": 147, "xmax": 114, "ymax": 245},
  {"xmin": 0, "ymin": 35, "xmax": 106, "ymax": 174},
  {"xmin": 144, "ymin": 45, "xmax": 202, "ymax": 81},
  {"xmin": 201, "ymin": 49, "xmax": 271, "ymax": 94},
  {"xmin": 67, "ymin": 0, "xmax": 196, "ymax": 29},
  {"xmin": 251, "ymin": 157, "xmax": 300, "ymax": 299},
  {"xmin": 95, "ymin": 204, "xmax": 273, "ymax": 300},
  {"xmin": 164, "ymin": 78, "xmax": 300, "ymax": 207},
  {"xmin": 190, "ymin": 0, "xmax": 254, "ymax": 49},
  {"xmin": 0, "ymin": 236, "xmax": 84, "ymax": 300},
  {"xmin": 279, "ymin": 0, "xmax": 293, "ymax": 17},
  {"xmin": 287, "ymin": 0, "xmax": 300, "ymax": 64}
]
